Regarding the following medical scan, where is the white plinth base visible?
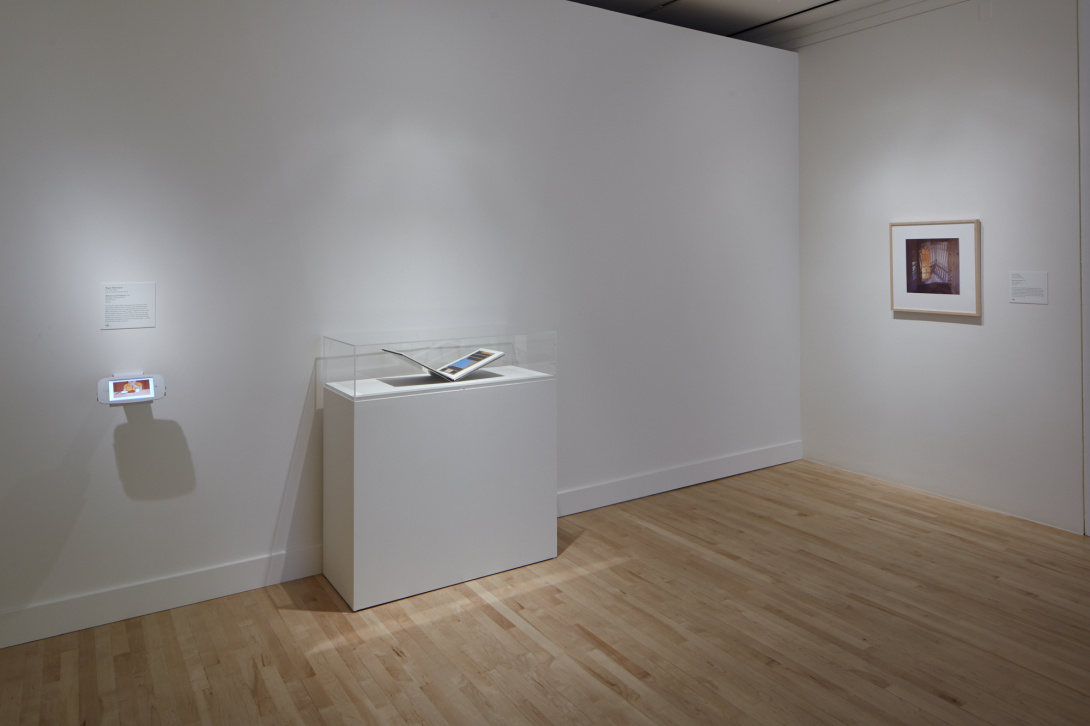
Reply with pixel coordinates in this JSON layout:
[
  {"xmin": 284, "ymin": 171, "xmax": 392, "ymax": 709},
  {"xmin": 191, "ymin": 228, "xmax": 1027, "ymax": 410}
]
[{"xmin": 323, "ymin": 367, "xmax": 557, "ymax": 611}]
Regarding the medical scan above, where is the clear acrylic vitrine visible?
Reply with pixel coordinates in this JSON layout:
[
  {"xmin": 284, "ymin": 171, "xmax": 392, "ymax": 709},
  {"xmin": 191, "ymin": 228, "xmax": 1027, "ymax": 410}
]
[{"xmin": 317, "ymin": 327, "xmax": 556, "ymax": 403}]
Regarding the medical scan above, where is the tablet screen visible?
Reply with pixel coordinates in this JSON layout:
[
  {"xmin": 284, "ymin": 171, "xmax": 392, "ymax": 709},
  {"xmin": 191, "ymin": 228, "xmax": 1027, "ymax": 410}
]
[{"xmin": 109, "ymin": 377, "xmax": 155, "ymax": 403}]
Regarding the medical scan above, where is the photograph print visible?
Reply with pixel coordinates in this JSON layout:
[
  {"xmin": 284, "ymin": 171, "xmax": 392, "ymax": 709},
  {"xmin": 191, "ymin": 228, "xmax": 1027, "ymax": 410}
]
[
  {"xmin": 891, "ymin": 220, "xmax": 980, "ymax": 316},
  {"xmin": 905, "ymin": 237, "xmax": 959, "ymax": 295}
]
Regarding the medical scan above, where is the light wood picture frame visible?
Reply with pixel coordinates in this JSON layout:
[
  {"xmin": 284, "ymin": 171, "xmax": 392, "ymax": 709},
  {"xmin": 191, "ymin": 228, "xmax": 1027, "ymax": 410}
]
[{"xmin": 890, "ymin": 220, "xmax": 980, "ymax": 316}]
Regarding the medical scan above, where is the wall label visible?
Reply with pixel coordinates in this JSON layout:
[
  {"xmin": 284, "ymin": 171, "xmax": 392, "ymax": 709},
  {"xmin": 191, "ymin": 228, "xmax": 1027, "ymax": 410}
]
[
  {"xmin": 1009, "ymin": 271, "xmax": 1047, "ymax": 305},
  {"xmin": 102, "ymin": 282, "xmax": 156, "ymax": 329}
]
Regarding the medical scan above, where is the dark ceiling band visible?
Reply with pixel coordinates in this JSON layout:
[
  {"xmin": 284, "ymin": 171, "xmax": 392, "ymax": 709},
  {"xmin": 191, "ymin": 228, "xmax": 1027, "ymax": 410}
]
[{"xmin": 729, "ymin": 0, "xmax": 844, "ymax": 37}]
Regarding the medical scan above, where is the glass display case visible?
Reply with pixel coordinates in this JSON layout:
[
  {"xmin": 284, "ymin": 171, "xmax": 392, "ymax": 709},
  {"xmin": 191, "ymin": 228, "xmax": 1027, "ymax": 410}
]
[
  {"xmin": 319, "ymin": 326, "xmax": 558, "ymax": 611},
  {"xmin": 318, "ymin": 327, "xmax": 556, "ymax": 403}
]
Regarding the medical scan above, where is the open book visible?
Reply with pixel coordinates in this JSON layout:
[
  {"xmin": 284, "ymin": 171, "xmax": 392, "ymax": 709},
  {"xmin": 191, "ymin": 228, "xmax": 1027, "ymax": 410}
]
[{"xmin": 382, "ymin": 347, "xmax": 505, "ymax": 382}]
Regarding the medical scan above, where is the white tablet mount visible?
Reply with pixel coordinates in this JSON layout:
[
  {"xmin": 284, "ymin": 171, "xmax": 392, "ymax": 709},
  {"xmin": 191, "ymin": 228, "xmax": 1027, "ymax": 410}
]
[{"xmin": 97, "ymin": 373, "xmax": 166, "ymax": 405}]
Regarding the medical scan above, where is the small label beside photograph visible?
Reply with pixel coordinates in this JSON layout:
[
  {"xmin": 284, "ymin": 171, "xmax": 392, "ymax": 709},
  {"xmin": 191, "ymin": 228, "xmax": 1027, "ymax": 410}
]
[{"xmin": 1009, "ymin": 272, "xmax": 1047, "ymax": 305}]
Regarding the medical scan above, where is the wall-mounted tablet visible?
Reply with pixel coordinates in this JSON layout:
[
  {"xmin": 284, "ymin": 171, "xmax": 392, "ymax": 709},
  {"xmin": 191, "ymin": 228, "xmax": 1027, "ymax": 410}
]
[{"xmin": 98, "ymin": 374, "xmax": 166, "ymax": 404}]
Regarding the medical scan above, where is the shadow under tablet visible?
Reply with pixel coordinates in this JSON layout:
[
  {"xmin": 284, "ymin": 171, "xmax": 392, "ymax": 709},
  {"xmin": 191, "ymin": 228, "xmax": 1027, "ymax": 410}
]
[{"xmin": 113, "ymin": 403, "xmax": 196, "ymax": 500}]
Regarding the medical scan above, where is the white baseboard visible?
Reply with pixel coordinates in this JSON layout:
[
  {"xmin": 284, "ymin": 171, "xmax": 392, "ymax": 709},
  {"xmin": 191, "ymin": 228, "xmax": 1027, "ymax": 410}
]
[
  {"xmin": 0, "ymin": 544, "xmax": 323, "ymax": 650},
  {"xmin": 557, "ymin": 441, "xmax": 803, "ymax": 517},
  {"xmin": 0, "ymin": 444, "xmax": 802, "ymax": 649}
]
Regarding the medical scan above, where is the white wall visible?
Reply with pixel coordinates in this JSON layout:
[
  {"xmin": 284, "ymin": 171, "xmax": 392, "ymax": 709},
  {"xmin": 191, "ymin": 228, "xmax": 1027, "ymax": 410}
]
[
  {"xmin": 799, "ymin": 0, "xmax": 1084, "ymax": 533},
  {"xmin": 0, "ymin": 0, "xmax": 800, "ymax": 646}
]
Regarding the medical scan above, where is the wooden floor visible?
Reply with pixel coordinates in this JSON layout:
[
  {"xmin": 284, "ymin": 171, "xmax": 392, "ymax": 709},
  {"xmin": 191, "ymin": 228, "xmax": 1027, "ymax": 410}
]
[{"xmin": 2, "ymin": 461, "xmax": 1089, "ymax": 725}]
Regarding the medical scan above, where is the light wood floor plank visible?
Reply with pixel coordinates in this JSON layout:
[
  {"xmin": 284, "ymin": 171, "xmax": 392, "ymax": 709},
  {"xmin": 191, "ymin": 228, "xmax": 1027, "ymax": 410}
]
[
  {"xmin": 2, "ymin": 460, "xmax": 1089, "ymax": 724},
  {"xmin": 562, "ymin": 525, "xmax": 928, "ymax": 723},
  {"xmin": 396, "ymin": 593, "xmax": 539, "ymax": 725}
]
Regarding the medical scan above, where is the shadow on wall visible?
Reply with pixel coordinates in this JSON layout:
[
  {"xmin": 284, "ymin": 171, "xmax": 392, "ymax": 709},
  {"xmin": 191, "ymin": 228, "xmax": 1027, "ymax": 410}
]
[
  {"xmin": 892, "ymin": 311, "xmax": 983, "ymax": 326},
  {"xmin": 114, "ymin": 403, "xmax": 195, "ymax": 499},
  {"xmin": 0, "ymin": 401, "xmax": 198, "ymax": 614},
  {"xmin": 264, "ymin": 364, "xmax": 323, "ymax": 586},
  {"xmin": 0, "ymin": 404, "xmax": 112, "ymax": 613}
]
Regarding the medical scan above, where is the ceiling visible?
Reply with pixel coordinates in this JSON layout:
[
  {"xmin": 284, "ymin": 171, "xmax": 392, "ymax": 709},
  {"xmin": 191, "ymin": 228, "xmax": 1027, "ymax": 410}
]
[
  {"xmin": 569, "ymin": 0, "xmax": 842, "ymax": 38},
  {"xmin": 568, "ymin": 0, "xmax": 967, "ymax": 49}
]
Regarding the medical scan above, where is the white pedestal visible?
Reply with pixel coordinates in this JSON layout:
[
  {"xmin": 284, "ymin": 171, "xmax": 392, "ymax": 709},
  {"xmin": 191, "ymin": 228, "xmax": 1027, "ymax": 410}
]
[{"xmin": 323, "ymin": 366, "xmax": 557, "ymax": 611}]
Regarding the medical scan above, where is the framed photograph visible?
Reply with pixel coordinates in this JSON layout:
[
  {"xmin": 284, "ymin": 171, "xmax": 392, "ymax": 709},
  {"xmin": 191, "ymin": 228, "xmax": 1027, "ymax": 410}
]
[{"xmin": 890, "ymin": 220, "xmax": 980, "ymax": 316}]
